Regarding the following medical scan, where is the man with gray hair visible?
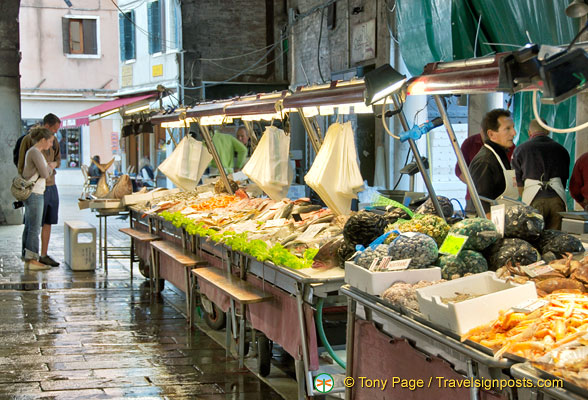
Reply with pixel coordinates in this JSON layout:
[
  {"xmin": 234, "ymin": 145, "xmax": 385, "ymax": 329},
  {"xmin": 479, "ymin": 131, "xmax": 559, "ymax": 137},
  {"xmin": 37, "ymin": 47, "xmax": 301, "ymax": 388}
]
[{"xmin": 511, "ymin": 119, "xmax": 570, "ymax": 229}]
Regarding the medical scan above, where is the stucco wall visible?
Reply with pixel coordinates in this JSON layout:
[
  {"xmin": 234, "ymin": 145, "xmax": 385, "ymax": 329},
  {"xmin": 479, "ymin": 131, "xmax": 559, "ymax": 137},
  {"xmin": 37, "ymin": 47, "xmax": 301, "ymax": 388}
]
[{"xmin": 19, "ymin": 0, "xmax": 119, "ymax": 92}]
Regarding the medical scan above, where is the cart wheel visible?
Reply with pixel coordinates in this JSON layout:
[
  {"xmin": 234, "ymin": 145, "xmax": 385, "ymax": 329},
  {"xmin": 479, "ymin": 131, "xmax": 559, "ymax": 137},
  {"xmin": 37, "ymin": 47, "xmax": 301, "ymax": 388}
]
[
  {"xmin": 138, "ymin": 260, "xmax": 150, "ymax": 278},
  {"xmin": 203, "ymin": 303, "xmax": 226, "ymax": 330},
  {"xmin": 257, "ymin": 334, "xmax": 272, "ymax": 377}
]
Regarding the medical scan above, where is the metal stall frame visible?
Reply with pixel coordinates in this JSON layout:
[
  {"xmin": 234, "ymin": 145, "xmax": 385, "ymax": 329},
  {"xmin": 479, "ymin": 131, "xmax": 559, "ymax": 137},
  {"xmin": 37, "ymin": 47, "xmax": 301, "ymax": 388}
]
[
  {"xmin": 282, "ymin": 80, "xmax": 447, "ymax": 218},
  {"xmin": 218, "ymin": 246, "xmax": 346, "ymax": 399},
  {"xmin": 341, "ymin": 285, "xmax": 515, "ymax": 400}
]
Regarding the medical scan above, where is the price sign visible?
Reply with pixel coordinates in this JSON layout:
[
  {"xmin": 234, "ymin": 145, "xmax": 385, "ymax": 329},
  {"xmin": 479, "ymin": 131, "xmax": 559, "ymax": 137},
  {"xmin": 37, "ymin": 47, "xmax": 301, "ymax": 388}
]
[
  {"xmin": 439, "ymin": 234, "xmax": 468, "ymax": 256},
  {"xmin": 491, "ymin": 204, "xmax": 506, "ymax": 237},
  {"xmin": 265, "ymin": 218, "xmax": 286, "ymax": 228},
  {"xmin": 511, "ymin": 299, "xmax": 548, "ymax": 314},
  {"xmin": 384, "ymin": 259, "xmax": 412, "ymax": 271},
  {"xmin": 522, "ymin": 260, "xmax": 554, "ymax": 278}
]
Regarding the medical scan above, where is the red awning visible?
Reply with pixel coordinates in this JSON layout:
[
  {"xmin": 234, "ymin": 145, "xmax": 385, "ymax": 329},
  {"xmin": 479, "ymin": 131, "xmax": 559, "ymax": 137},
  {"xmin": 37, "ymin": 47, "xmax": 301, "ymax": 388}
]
[{"xmin": 61, "ymin": 93, "xmax": 156, "ymax": 128}]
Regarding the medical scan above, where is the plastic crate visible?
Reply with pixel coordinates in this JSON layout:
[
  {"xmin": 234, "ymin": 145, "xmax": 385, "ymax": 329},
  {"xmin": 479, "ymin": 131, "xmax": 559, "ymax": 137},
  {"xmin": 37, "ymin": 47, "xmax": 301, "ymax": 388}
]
[
  {"xmin": 345, "ymin": 261, "xmax": 441, "ymax": 295},
  {"xmin": 416, "ymin": 271, "xmax": 537, "ymax": 335}
]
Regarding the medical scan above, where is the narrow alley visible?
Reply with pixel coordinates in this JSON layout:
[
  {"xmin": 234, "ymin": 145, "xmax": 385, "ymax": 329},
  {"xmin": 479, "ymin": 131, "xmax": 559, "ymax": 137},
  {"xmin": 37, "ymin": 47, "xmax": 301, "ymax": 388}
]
[{"xmin": 0, "ymin": 184, "xmax": 283, "ymax": 400}]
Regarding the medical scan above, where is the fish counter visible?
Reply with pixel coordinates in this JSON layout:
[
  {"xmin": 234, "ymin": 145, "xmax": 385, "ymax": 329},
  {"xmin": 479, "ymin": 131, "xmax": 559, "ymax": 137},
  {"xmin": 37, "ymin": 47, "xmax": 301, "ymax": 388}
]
[
  {"xmin": 128, "ymin": 200, "xmax": 347, "ymax": 400},
  {"xmin": 123, "ymin": 187, "xmax": 588, "ymax": 400}
]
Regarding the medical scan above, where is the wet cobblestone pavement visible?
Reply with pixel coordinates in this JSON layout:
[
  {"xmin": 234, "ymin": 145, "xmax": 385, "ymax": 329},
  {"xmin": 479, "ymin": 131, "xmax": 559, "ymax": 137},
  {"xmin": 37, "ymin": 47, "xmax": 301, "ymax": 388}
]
[{"xmin": 0, "ymin": 186, "xmax": 284, "ymax": 399}]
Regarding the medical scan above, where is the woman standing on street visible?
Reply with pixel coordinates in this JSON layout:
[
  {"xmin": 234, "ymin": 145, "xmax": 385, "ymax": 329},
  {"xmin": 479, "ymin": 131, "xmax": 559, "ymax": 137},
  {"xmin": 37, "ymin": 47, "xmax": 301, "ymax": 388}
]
[{"xmin": 21, "ymin": 127, "xmax": 57, "ymax": 271}]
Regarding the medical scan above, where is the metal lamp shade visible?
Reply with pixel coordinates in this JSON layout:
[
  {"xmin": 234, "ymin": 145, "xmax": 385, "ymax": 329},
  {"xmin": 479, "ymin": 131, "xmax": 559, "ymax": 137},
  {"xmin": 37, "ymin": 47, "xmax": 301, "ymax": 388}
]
[
  {"xmin": 566, "ymin": 0, "xmax": 588, "ymax": 18},
  {"xmin": 364, "ymin": 64, "xmax": 406, "ymax": 105}
]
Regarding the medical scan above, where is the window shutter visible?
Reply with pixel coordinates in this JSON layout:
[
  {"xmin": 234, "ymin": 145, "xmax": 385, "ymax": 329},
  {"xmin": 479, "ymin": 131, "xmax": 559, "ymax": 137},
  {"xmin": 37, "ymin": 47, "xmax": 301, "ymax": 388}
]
[
  {"xmin": 62, "ymin": 17, "xmax": 70, "ymax": 54},
  {"xmin": 148, "ymin": 1, "xmax": 162, "ymax": 54},
  {"xmin": 119, "ymin": 14, "xmax": 126, "ymax": 61},
  {"xmin": 126, "ymin": 11, "xmax": 135, "ymax": 60},
  {"xmin": 82, "ymin": 19, "xmax": 97, "ymax": 55}
]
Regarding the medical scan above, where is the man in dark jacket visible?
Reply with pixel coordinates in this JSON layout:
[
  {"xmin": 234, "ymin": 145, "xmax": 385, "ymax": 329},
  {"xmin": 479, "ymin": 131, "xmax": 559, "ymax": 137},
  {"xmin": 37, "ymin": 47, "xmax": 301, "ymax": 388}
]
[
  {"xmin": 468, "ymin": 109, "xmax": 518, "ymax": 214},
  {"xmin": 511, "ymin": 119, "xmax": 569, "ymax": 229}
]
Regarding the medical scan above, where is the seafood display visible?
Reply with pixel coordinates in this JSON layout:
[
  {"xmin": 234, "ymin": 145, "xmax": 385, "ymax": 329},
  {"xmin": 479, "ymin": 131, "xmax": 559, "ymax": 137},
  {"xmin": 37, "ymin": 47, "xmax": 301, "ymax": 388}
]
[
  {"xmin": 463, "ymin": 292, "xmax": 588, "ymax": 361},
  {"xmin": 143, "ymin": 188, "xmax": 348, "ymax": 270},
  {"xmin": 381, "ymin": 280, "xmax": 445, "ymax": 311},
  {"xmin": 532, "ymin": 332, "xmax": 588, "ymax": 390},
  {"xmin": 496, "ymin": 253, "xmax": 588, "ymax": 296}
]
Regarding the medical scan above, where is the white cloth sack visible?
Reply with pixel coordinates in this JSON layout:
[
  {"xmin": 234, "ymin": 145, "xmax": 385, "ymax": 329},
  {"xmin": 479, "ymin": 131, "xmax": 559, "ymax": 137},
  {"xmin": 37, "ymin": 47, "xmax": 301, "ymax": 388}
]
[
  {"xmin": 158, "ymin": 136, "xmax": 212, "ymax": 191},
  {"xmin": 305, "ymin": 121, "xmax": 364, "ymax": 215},
  {"xmin": 242, "ymin": 126, "xmax": 292, "ymax": 201}
]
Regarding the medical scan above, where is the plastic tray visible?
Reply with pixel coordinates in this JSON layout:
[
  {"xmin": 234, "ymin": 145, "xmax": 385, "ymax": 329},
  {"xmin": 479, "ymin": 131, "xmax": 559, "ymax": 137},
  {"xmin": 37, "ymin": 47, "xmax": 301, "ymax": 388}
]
[
  {"xmin": 345, "ymin": 261, "xmax": 441, "ymax": 296},
  {"xmin": 416, "ymin": 271, "xmax": 537, "ymax": 335}
]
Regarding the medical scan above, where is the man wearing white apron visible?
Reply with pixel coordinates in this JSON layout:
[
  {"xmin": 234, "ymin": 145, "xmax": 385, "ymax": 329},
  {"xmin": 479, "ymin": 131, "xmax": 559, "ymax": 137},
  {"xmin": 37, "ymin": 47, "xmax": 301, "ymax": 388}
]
[
  {"xmin": 511, "ymin": 120, "xmax": 570, "ymax": 229},
  {"xmin": 469, "ymin": 109, "xmax": 518, "ymax": 215}
]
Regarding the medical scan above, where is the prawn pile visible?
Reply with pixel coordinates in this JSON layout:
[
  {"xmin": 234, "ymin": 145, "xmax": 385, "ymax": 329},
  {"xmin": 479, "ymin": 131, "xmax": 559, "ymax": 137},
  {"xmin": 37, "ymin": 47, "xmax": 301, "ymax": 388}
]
[{"xmin": 463, "ymin": 292, "xmax": 588, "ymax": 361}]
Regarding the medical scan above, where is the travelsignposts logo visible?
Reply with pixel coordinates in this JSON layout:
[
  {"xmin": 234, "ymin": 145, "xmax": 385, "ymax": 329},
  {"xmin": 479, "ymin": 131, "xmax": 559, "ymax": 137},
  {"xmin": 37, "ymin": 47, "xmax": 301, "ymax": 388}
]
[{"xmin": 314, "ymin": 373, "xmax": 334, "ymax": 393}]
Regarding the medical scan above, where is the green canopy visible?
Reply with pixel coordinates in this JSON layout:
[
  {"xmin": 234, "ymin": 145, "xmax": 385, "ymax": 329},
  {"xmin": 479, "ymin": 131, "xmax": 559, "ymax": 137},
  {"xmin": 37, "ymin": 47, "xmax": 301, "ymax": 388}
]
[{"xmin": 397, "ymin": 0, "xmax": 578, "ymax": 204}]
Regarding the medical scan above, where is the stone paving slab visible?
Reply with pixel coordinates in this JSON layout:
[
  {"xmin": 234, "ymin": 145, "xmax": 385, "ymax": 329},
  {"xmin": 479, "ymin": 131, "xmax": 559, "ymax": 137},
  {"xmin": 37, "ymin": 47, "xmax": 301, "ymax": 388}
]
[{"xmin": 0, "ymin": 186, "xmax": 287, "ymax": 399}]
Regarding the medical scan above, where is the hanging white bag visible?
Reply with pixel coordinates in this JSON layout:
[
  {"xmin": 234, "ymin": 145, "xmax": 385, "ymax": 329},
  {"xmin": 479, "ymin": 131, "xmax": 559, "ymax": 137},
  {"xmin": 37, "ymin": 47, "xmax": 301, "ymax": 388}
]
[
  {"xmin": 158, "ymin": 136, "xmax": 212, "ymax": 191},
  {"xmin": 242, "ymin": 126, "xmax": 292, "ymax": 201},
  {"xmin": 305, "ymin": 121, "xmax": 363, "ymax": 215}
]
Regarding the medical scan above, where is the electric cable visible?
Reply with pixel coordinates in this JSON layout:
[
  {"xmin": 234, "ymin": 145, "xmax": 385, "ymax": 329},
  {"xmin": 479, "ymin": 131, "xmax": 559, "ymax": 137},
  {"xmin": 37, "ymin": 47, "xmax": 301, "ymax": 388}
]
[
  {"xmin": 180, "ymin": 39, "xmax": 283, "ymax": 90},
  {"xmin": 392, "ymin": 149, "xmax": 412, "ymax": 190},
  {"xmin": 532, "ymin": 90, "xmax": 588, "ymax": 133},
  {"xmin": 317, "ymin": 7, "xmax": 327, "ymax": 83},
  {"xmin": 111, "ymin": 0, "xmax": 180, "ymax": 48},
  {"xmin": 381, "ymin": 96, "xmax": 401, "ymax": 140}
]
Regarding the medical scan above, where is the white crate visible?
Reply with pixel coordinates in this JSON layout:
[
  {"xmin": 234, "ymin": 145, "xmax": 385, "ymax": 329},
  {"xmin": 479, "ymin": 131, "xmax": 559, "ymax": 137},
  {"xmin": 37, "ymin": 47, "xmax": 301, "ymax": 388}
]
[
  {"xmin": 122, "ymin": 188, "xmax": 180, "ymax": 206},
  {"xmin": 416, "ymin": 271, "xmax": 537, "ymax": 335},
  {"xmin": 64, "ymin": 220, "xmax": 96, "ymax": 271},
  {"xmin": 344, "ymin": 261, "xmax": 442, "ymax": 296}
]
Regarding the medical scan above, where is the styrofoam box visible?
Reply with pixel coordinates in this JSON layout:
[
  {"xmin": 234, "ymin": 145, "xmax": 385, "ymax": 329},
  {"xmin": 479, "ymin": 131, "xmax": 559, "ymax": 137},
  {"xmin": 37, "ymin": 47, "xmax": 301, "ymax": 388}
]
[
  {"xmin": 122, "ymin": 188, "xmax": 180, "ymax": 206},
  {"xmin": 345, "ymin": 261, "xmax": 442, "ymax": 296},
  {"xmin": 416, "ymin": 271, "xmax": 537, "ymax": 335}
]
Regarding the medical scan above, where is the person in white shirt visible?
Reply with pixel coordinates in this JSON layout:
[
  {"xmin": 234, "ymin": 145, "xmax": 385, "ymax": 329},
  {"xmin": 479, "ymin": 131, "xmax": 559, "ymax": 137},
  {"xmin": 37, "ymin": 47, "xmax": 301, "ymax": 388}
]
[{"xmin": 21, "ymin": 127, "xmax": 57, "ymax": 271}]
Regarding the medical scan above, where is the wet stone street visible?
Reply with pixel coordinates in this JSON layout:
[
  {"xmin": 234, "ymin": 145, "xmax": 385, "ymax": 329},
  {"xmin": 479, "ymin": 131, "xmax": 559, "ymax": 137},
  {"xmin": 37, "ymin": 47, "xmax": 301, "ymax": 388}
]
[{"xmin": 0, "ymin": 186, "xmax": 284, "ymax": 400}]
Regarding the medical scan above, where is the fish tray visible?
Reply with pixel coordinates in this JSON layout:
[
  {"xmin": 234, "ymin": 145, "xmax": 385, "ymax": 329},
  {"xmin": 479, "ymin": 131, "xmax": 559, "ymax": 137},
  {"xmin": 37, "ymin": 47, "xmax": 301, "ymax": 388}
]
[
  {"xmin": 344, "ymin": 261, "xmax": 441, "ymax": 296},
  {"xmin": 416, "ymin": 272, "xmax": 537, "ymax": 335}
]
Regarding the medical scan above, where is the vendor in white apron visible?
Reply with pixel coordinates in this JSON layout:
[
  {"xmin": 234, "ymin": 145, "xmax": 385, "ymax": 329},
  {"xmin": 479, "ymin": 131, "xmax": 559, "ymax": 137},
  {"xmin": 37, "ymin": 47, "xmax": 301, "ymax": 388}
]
[
  {"xmin": 468, "ymin": 109, "xmax": 518, "ymax": 215},
  {"xmin": 484, "ymin": 143, "xmax": 519, "ymax": 201},
  {"xmin": 511, "ymin": 120, "xmax": 571, "ymax": 229}
]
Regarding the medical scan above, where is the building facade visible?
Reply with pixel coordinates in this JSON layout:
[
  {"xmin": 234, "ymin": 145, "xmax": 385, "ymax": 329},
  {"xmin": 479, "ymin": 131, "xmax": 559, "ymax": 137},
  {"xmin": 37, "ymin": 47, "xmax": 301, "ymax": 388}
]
[{"xmin": 19, "ymin": 0, "xmax": 120, "ymax": 185}]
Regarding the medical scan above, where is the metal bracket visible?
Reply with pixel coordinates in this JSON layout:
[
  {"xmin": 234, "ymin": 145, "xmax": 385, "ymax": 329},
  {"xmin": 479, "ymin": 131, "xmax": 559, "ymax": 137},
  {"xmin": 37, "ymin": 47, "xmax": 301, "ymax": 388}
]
[
  {"xmin": 197, "ymin": 120, "xmax": 234, "ymax": 195},
  {"xmin": 391, "ymin": 95, "xmax": 446, "ymax": 221},
  {"xmin": 298, "ymin": 109, "xmax": 323, "ymax": 153}
]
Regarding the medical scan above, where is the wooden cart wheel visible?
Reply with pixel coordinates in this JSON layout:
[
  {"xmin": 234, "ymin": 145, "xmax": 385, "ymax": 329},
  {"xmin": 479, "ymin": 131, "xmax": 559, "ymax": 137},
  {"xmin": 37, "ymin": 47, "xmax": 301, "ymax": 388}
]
[
  {"xmin": 203, "ymin": 302, "xmax": 226, "ymax": 330},
  {"xmin": 257, "ymin": 333, "xmax": 272, "ymax": 377},
  {"xmin": 138, "ymin": 260, "xmax": 165, "ymax": 291},
  {"xmin": 138, "ymin": 259, "xmax": 150, "ymax": 278}
]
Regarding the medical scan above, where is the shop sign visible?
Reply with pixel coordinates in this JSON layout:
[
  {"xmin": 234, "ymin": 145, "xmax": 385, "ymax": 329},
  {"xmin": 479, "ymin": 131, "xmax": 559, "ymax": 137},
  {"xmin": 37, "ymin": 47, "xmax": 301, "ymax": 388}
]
[
  {"xmin": 111, "ymin": 132, "xmax": 119, "ymax": 152},
  {"xmin": 122, "ymin": 65, "xmax": 133, "ymax": 87},
  {"xmin": 351, "ymin": 19, "xmax": 376, "ymax": 64},
  {"xmin": 152, "ymin": 64, "xmax": 163, "ymax": 77}
]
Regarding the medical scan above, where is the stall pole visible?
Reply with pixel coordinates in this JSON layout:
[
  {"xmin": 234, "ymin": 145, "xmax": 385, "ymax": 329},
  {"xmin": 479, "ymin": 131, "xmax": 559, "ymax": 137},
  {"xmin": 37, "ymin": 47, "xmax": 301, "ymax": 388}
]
[
  {"xmin": 466, "ymin": 360, "xmax": 480, "ymax": 400},
  {"xmin": 345, "ymin": 296, "xmax": 356, "ymax": 400},
  {"xmin": 433, "ymin": 95, "xmax": 486, "ymax": 218},
  {"xmin": 295, "ymin": 282, "xmax": 314, "ymax": 398},
  {"xmin": 197, "ymin": 121, "xmax": 234, "ymax": 195},
  {"xmin": 242, "ymin": 121, "xmax": 259, "ymax": 150},
  {"xmin": 166, "ymin": 128, "xmax": 178, "ymax": 146},
  {"xmin": 392, "ymin": 95, "xmax": 446, "ymax": 221},
  {"xmin": 298, "ymin": 109, "xmax": 323, "ymax": 153}
]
